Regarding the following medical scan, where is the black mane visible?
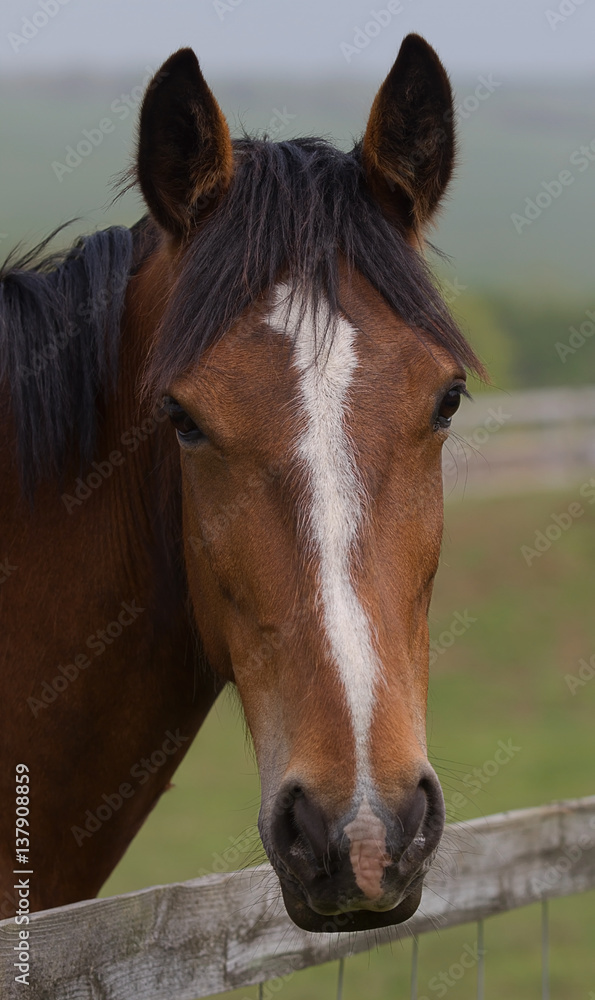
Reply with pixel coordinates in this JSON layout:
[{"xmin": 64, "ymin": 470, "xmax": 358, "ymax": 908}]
[
  {"xmin": 0, "ymin": 222, "xmax": 148, "ymax": 494},
  {"xmin": 147, "ymin": 137, "xmax": 482, "ymax": 393}
]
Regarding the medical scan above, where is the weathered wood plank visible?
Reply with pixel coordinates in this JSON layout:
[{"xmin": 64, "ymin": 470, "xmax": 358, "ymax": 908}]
[
  {"xmin": 1, "ymin": 796, "xmax": 594, "ymax": 999},
  {"xmin": 441, "ymin": 385, "xmax": 595, "ymax": 498},
  {"xmin": 452, "ymin": 385, "xmax": 595, "ymax": 430}
]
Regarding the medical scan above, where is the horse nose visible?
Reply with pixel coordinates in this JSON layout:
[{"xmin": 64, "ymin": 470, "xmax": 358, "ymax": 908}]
[
  {"xmin": 268, "ymin": 768, "xmax": 445, "ymax": 907},
  {"xmin": 271, "ymin": 782, "xmax": 339, "ymax": 871},
  {"xmin": 393, "ymin": 769, "xmax": 445, "ymax": 864},
  {"xmin": 341, "ymin": 770, "xmax": 445, "ymax": 902},
  {"xmin": 415, "ymin": 769, "xmax": 446, "ymax": 851}
]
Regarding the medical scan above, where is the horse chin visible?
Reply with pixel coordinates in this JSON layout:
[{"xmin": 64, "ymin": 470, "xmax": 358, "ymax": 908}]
[{"xmin": 280, "ymin": 883, "xmax": 423, "ymax": 933}]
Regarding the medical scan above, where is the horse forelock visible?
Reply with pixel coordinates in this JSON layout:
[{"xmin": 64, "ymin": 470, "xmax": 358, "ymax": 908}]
[{"xmin": 145, "ymin": 136, "xmax": 483, "ymax": 397}]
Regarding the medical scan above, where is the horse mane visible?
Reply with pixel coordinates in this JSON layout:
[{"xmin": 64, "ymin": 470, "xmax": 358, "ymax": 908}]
[
  {"xmin": 0, "ymin": 218, "xmax": 156, "ymax": 494},
  {"xmin": 146, "ymin": 136, "xmax": 484, "ymax": 394}
]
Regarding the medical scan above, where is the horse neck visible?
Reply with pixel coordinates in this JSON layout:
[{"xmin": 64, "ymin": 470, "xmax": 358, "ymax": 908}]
[{"xmin": 85, "ymin": 234, "xmax": 185, "ymax": 622}]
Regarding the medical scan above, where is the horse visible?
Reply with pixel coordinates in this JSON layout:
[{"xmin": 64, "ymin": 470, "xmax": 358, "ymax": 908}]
[{"xmin": 0, "ymin": 34, "xmax": 483, "ymax": 933}]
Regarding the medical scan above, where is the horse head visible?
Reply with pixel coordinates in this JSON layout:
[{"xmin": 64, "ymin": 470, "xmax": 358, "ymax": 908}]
[{"xmin": 134, "ymin": 35, "xmax": 483, "ymax": 932}]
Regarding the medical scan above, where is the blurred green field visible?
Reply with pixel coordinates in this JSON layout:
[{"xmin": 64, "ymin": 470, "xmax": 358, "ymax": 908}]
[{"xmin": 100, "ymin": 486, "xmax": 595, "ymax": 998}]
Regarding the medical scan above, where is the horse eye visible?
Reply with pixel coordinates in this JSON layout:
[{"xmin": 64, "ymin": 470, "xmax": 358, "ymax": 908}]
[
  {"xmin": 435, "ymin": 385, "xmax": 465, "ymax": 430},
  {"xmin": 162, "ymin": 395, "xmax": 204, "ymax": 443}
]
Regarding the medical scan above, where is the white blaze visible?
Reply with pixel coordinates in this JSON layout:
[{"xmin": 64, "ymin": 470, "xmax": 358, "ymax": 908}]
[{"xmin": 268, "ymin": 285, "xmax": 382, "ymax": 793}]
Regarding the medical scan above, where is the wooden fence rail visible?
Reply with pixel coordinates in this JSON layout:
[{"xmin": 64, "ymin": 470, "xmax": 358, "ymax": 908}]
[
  {"xmin": 442, "ymin": 384, "xmax": 595, "ymax": 497},
  {"xmin": 1, "ymin": 796, "xmax": 594, "ymax": 1000}
]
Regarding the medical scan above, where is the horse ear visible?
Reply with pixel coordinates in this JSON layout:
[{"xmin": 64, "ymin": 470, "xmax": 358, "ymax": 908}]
[
  {"xmin": 137, "ymin": 49, "xmax": 233, "ymax": 240},
  {"xmin": 362, "ymin": 34, "xmax": 455, "ymax": 233}
]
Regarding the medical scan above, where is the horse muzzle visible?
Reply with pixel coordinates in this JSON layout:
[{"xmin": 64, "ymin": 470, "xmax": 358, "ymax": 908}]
[{"xmin": 262, "ymin": 767, "xmax": 445, "ymax": 933}]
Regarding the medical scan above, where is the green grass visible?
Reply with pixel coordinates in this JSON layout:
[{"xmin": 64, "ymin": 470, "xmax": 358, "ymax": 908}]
[{"xmin": 99, "ymin": 487, "xmax": 595, "ymax": 998}]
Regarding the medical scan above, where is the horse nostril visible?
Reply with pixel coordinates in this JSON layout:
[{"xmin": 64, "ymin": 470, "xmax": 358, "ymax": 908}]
[
  {"xmin": 292, "ymin": 790, "xmax": 329, "ymax": 860},
  {"xmin": 396, "ymin": 784, "xmax": 427, "ymax": 849},
  {"xmin": 415, "ymin": 770, "xmax": 445, "ymax": 854},
  {"xmin": 272, "ymin": 782, "xmax": 331, "ymax": 867},
  {"xmin": 391, "ymin": 771, "xmax": 445, "ymax": 861}
]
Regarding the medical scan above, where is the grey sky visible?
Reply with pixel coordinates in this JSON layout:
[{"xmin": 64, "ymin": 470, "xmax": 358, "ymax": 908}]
[{"xmin": 1, "ymin": 0, "xmax": 594, "ymax": 80}]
